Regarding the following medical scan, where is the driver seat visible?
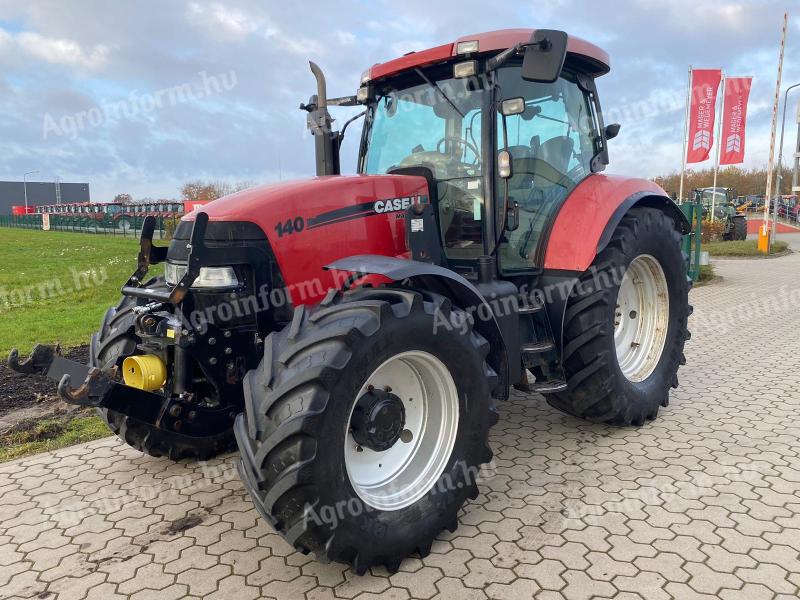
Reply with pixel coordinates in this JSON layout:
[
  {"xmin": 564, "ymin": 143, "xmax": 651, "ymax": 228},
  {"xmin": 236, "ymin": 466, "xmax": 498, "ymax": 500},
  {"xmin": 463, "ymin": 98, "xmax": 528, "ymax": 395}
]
[{"xmin": 537, "ymin": 136, "xmax": 574, "ymax": 175}]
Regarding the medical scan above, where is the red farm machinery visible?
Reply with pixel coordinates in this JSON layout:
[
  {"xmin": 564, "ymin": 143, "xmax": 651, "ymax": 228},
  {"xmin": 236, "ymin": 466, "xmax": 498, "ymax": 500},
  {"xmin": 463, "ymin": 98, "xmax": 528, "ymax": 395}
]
[{"xmin": 11, "ymin": 29, "xmax": 692, "ymax": 573}]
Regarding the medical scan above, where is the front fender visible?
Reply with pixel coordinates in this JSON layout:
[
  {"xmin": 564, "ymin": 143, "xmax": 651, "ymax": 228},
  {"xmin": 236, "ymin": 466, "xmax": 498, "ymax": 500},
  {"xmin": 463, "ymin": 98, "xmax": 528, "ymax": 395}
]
[
  {"xmin": 544, "ymin": 174, "xmax": 689, "ymax": 272},
  {"xmin": 325, "ymin": 255, "xmax": 510, "ymax": 400}
]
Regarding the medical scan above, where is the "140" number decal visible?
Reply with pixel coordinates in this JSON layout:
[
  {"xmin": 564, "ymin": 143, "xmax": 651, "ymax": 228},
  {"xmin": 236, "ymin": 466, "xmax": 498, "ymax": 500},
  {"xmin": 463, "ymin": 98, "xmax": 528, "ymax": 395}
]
[{"xmin": 274, "ymin": 217, "xmax": 305, "ymax": 237}]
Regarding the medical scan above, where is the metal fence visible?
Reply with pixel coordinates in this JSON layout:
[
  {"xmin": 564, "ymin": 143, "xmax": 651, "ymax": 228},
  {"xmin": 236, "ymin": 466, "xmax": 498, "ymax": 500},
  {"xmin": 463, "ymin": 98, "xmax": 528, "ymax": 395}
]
[
  {"xmin": 0, "ymin": 214, "xmax": 180, "ymax": 239},
  {"xmin": 680, "ymin": 202, "xmax": 703, "ymax": 281}
]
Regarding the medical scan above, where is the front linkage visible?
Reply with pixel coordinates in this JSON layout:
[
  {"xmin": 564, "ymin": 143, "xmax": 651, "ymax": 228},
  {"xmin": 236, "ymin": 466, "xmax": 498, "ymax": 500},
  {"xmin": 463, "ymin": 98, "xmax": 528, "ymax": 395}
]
[{"xmin": 8, "ymin": 214, "xmax": 234, "ymax": 440}]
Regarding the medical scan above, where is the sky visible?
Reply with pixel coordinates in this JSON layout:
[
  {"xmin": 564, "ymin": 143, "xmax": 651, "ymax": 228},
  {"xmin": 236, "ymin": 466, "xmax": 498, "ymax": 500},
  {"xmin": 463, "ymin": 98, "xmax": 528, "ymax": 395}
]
[{"xmin": 0, "ymin": 0, "xmax": 798, "ymax": 200}]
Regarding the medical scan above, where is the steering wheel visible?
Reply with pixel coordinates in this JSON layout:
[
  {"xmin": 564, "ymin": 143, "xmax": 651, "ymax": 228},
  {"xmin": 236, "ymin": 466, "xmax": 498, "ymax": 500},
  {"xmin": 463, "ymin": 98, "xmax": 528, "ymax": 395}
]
[{"xmin": 436, "ymin": 136, "xmax": 481, "ymax": 164}]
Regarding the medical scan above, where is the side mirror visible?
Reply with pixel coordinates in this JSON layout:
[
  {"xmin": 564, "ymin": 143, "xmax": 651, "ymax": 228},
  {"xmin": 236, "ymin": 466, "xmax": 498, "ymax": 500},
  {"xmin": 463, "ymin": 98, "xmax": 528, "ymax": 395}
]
[
  {"xmin": 522, "ymin": 29, "xmax": 568, "ymax": 83},
  {"xmin": 605, "ymin": 123, "xmax": 621, "ymax": 140}
]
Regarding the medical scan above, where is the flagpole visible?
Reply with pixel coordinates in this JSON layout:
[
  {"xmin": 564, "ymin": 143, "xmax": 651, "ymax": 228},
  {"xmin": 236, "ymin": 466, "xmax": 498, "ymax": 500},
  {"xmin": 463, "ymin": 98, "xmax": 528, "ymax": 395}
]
[
  {"xmin": 679, "ymin": 65, "xmax": 692, "ymax": 204},
  {"xmin": 764, "ymin": 12, "xmax": 789, "ymax": 250},
  {"xmin": 711, "ymin": 72, "xmax": 725, "ymax": 221}
]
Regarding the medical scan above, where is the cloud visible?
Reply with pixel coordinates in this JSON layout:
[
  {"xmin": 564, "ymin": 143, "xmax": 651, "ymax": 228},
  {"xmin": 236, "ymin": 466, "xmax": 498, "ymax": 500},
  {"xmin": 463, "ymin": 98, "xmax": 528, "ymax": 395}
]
[
  {"xmin": 11, "ymin": 31, "xmax": 110, "ymax": 70},
  {"xmin": 334, "ymin": 30, "xmax": 356, "ymax": 46},
  {"xmin": 186, "ymin": 2, "xmax": 270, "ymax": 41},
  {"xmin": 0, "ymin": 0, "xmax": 797, "ymax": 200}
]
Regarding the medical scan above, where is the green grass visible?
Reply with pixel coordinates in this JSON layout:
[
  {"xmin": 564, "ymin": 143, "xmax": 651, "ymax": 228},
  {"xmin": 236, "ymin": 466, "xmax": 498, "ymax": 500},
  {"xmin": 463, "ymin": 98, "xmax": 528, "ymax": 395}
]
[
  {"xmin": 694, "ymin": 264, "xmax": 717, "ymax": 287},
  {"xmin": 702, "ymin": 240, "xmax": 789, "ymax": 257},
  {"xmin": 699, "ymin": 264, "xmax": 715, "ymax": 282},
  {"xmin": 0, "ymin": 413, "xmax": 110, "ymax": 463},
  {"xmin": 0, "ymin": 228, "xmax": 162, "ymax": 356}
]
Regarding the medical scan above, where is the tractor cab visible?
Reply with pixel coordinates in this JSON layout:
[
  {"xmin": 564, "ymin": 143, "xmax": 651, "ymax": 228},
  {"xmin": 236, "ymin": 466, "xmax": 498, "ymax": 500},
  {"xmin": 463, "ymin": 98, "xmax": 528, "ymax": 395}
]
[
  {"xmin": 696, "ymin": 187, "xmax": 736, "ymax": 215},
  {"xmin": 360, "ymin": 66, "xmax": 607, "ymax": 275},
  {"xmin": 354, "ymin": 31, "xmax": 613, "ymax": 275}
]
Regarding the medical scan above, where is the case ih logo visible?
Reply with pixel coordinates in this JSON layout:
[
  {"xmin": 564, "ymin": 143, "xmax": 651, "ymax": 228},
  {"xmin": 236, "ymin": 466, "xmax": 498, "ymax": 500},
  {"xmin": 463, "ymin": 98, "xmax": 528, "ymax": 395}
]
[
  {"xmin": 307, "ymin": 195, "xmax": 428, "ymax": 230},
  {"xmin": 374, "ymin": 196, "xmax": 421, "ymax": 214},
  {"xmin": 692, "ymin": 130, "xmax": 712, "ymax": 151},
  {"xmin": 725, "ymin": 134, "xmax": 742, "ymax": 154}
]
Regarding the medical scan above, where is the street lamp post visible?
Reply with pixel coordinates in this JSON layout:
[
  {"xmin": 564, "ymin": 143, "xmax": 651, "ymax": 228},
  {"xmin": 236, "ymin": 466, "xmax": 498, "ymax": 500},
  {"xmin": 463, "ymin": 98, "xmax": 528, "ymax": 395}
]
[
  {"xmin": 771, "ymin": 82, "xmax": 800, "ymax": 247},
  {"xmin": 23, "ymin": 170, "xmax": 39, "ymax": 211}
]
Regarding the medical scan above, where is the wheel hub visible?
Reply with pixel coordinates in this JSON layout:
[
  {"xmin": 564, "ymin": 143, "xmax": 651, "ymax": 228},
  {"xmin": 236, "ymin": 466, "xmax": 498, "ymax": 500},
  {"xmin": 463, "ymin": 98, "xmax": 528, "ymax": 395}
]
[
  {"xmin": 614, "ymin": 254, "xmax": 670, "ymax": 382},
  {"xmin": 344, "ymin": 351, "xmax": 459, "ymax": 512},
  {"xmin": 350, "ymin": 388, "xmax": 406, "ymax": 452}
]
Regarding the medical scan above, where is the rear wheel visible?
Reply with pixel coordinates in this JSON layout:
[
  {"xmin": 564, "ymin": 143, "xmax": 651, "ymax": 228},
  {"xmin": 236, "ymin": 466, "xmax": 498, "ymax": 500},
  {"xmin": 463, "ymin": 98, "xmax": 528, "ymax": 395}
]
[
  {"xmin": 90, "ymin": 281, "xmax": 235, "ymax": 460},
  {"xmin": 733, "ymin": 216, "xmax": 747, "ymax": 241},
  {"xmin": 548, "ymin": 207, "xmax": 691, "ymax": 425},
  {"xmin": 235, "ymin": 288, "xmax": 497, "ymax": 573}
]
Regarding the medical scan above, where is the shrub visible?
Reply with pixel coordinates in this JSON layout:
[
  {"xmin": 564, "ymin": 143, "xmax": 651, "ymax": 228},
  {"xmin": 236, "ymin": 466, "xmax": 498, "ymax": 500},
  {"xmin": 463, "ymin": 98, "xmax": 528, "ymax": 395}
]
[
  {"xmin": 701, "ymin": 219, "xmax": 726, "ymax": 244},
  {"xmin": 164, "ymin": 217, "xmax": 179, "ymax": 241}
]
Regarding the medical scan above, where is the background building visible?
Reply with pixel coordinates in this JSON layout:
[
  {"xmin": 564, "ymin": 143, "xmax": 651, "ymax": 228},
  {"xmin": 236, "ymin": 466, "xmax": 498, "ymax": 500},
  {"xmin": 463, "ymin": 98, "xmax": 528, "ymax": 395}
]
[{"xmin": 0, "ymin": 181, "xmax": 91, "ymax": 214}]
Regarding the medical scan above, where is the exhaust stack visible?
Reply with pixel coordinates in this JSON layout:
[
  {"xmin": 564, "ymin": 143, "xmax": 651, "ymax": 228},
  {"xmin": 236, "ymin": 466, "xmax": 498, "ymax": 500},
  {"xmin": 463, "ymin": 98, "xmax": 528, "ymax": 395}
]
[{"xmin": 302, "ymin": 61, "xmax": 341, "ymax": 176}]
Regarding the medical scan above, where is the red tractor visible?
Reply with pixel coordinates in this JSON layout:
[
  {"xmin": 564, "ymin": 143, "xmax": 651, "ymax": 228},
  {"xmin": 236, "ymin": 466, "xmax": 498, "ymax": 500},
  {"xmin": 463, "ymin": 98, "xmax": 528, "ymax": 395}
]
[{"xmin": 11, "ymin": 29, "xmax": 691, "ymax": 573}]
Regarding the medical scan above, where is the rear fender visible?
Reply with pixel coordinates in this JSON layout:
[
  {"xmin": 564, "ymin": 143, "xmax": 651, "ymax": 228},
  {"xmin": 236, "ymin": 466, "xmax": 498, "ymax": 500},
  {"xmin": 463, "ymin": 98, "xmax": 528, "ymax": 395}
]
[
  {"xmin": 596, "ymin": 193, "xmax": 690, "ymax": 257},
  {"xmin": 544, "ymin": 174, "xmax": 690, "ymax": 272},
  {"xmin": 325, "ymin": 255, "xmax": 509, "ymax": 400}
]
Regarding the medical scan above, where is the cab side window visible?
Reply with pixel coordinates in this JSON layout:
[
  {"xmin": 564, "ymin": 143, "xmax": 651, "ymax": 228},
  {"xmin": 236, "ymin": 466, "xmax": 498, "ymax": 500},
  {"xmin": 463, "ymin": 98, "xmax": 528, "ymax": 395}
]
[{"xmin": 496, "ymin": 69, "xmax": 600, "ymax": 270}]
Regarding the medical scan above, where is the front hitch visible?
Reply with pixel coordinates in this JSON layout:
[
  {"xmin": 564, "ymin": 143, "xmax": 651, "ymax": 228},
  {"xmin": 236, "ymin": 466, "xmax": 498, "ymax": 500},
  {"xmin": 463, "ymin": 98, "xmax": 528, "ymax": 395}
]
[
  {"xmin": 8, "ymin": 345, "xmax": 116, "ymax": 406},
  {"xmin": 58, "ymin": 367, "xmax": 115, "ymax": 407},
  {"xmin": 7, "ymin": 345, "xmax": 234, "ymax": 438},
  {"xmin": 7, "ymin": 344, "xmax": 60, "ymax": 375}
]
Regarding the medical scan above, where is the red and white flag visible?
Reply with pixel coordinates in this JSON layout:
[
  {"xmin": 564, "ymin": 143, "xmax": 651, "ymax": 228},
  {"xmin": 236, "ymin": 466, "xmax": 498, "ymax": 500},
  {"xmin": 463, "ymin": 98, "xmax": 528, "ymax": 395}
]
[
  {"xmin": 686, "ymin": 69, "xmax": 723, "ymax": 163},
  {"xmin": 719, "ymin": 77, "xmax": 753, "ymax": 165}
]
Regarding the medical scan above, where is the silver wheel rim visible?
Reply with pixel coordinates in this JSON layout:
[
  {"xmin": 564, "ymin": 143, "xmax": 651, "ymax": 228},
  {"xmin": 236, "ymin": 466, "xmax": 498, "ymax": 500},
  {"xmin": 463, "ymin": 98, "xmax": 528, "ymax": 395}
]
[
  {"xmin": 344, "ymin": 351, "xmax": 459, "ymax": 511},
  {"xmin": 614, "ymin": 254, "xmax": 670, "ymax": 382}
]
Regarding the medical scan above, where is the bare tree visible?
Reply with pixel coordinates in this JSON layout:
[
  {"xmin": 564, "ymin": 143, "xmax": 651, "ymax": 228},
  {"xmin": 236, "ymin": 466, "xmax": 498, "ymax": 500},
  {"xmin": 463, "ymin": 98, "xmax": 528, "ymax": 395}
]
[
  {"xmin": 180, "ymin": 180, "xmax": 255, "ymax": 202},
  {"xmin": 113, "ymin": 193, "xmax": 133, "ymax": 204}
]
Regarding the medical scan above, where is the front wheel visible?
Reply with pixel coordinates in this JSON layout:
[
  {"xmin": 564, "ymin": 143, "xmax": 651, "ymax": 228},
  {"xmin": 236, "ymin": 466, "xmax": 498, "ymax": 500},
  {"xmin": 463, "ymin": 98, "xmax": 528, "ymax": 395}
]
[
  {"xmin": 235, "ymin": 288, "xmax": 497, "ymax": 574},
  {"xmin": 548, "ymin": 207, "xmax": 691, "ymax": 425}
]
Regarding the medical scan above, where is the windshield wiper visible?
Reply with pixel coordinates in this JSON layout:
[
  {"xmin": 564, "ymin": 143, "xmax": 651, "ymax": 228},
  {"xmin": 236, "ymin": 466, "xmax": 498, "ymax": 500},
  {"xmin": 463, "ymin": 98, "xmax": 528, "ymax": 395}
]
[{"xmin": 414, "ymin": 68, "xmax": 464, "ymax": 118}]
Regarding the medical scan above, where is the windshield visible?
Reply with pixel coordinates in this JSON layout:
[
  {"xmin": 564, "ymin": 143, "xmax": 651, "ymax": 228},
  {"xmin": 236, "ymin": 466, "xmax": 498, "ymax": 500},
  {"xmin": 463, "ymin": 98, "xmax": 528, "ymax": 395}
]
[
  {"xmin": 700, "ymin": 189, "xmax": 730, "ymax": 205},
  {"xmin": 363, "ymin": 74, "xmax": 488, "ymax": 260}
]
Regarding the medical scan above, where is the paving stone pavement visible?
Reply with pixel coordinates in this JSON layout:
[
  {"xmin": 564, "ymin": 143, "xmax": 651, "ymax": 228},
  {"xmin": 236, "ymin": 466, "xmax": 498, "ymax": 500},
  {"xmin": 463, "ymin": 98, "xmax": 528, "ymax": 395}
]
[{"xmin": 2, "ymin": 253, "xmax": 800, "ymax": 600}]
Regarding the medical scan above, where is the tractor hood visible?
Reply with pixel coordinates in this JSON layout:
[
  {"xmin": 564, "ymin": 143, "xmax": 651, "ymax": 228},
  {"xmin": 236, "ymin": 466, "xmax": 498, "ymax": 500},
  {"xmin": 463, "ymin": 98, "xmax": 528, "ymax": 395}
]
[
  {"xmin": 183, "ymin": 174, "xmax": 429, "ymax": 230},
  {"xmin": 179, "ymin": 174, "xmax": 430, "ymax": 305}
]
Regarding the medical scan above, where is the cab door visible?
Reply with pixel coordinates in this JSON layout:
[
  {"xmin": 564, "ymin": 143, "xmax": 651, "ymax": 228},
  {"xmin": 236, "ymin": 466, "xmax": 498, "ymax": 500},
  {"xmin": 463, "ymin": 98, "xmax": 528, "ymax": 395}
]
[{"xmin": 494, "ymin": 67, "xmax": 603, "ymax": 272}]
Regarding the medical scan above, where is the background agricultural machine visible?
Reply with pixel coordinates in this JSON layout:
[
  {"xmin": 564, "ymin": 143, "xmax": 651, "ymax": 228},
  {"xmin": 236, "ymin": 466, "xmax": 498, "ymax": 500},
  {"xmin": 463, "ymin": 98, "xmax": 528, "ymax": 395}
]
[
  {"xmin": 11, "ymin": 28, "xmax": 692, "ymax": 573},
  {"xmin": 694, "ymin": 186, "xmax": 748, "ymax": 240},
  {"xmin": 4, "ymin": 200, "xmax": 209, "ymax": 235}
]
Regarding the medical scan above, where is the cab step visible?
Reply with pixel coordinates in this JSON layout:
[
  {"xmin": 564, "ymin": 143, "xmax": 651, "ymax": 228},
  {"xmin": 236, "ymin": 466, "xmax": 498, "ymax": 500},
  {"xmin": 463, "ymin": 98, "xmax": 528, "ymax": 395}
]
[
  {"xmin": 520, "ymin": 340, "xmax": 555, "ymax": 353},
  {"xmin": 518, "ymin": 303, "xmax": 543, "ymax": 315},
  {"xmin": 514, "ymin": 379, "xmax": 568, "ymax": 394},
  {"xmin": 530, "ymin": 380, "xmax": 568, "ymax": 394}
]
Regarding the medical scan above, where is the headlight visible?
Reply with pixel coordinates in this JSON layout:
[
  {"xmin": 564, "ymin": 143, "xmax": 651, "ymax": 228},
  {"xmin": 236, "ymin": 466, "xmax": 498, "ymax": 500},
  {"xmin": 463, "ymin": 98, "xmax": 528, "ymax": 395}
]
[{"xmin": 165, "ymin": 263, "xmax": 239, "ymax": 289}]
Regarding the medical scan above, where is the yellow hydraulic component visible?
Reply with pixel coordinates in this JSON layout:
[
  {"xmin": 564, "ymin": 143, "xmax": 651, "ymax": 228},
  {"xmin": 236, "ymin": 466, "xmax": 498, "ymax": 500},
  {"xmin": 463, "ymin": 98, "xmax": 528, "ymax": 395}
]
[{"xmin": 122, "ymin": 355, "xmax": 167, "ymax": 391}]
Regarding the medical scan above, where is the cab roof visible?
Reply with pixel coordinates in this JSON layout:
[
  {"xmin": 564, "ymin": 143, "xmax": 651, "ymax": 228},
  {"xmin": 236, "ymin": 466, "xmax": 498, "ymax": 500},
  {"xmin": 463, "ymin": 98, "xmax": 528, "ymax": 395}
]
[{"xmin": 368, "ymin": 28, "xmax": 610, "ymax": 82}]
